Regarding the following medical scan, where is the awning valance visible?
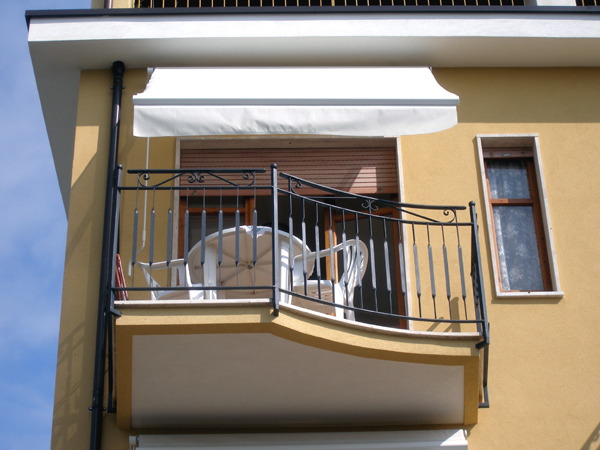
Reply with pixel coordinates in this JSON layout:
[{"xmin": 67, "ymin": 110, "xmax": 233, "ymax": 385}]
[
  {"xmin": 131, "ymin": 430, "xmax": 468, "ymax": 450},
  {"xmin": 132, "ymin": 67, "xmax": 459, "ymax": 138}
]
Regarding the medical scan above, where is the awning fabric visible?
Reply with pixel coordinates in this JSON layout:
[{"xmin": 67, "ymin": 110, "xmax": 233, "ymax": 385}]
[
  {"xmin": 131, "ymin": 430, "xmax": 468, "ymax": 449},
  {"xmin": 132, "ymin": 67, "xmax": 459, "ymax": 138}
]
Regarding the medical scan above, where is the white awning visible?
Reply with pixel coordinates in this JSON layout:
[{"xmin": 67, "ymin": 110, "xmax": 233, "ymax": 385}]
[
  {"xmin": 130, "ymin": 430, "xmax": 468, "ymax": 450},
  {"xmin": 132, "ymin": 67, "xmax": 459, "ymax": 138}
]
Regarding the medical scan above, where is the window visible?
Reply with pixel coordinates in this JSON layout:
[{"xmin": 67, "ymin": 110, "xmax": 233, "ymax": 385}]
[{"xmin": 476, "ymin": 135, "xmax": 562, "ymax": 298}]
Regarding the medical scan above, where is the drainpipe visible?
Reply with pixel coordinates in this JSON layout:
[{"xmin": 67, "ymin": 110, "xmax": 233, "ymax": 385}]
[
  {"xmin": 90, "ymin": 61, "xmax": 125, "ymax": 450},
  {"xmin": 104, "ymin": 0, "xmax": 113, "ymax": 8}
]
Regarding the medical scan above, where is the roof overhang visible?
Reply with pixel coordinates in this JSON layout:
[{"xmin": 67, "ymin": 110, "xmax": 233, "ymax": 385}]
[
  {"xmin": 132, "ymin": 67, "xmax": 459, "ymax": 137},
  {"xmin": 27, "ymin": 8, "xmax": 600, "ymax": 212}
]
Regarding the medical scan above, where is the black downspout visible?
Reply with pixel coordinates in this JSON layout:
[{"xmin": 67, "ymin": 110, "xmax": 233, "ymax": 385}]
[{"xmin": 90, "ymin": 61, "xmax": 125, "ymax": 450}]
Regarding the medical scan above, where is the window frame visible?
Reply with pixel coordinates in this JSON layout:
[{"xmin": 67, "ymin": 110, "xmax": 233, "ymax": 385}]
[{"xmin": 476, "ymin": 134, "xmax": 563, "ymax": 299}]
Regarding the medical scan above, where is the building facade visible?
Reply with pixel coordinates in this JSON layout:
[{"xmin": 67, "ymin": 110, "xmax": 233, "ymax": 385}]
[{"xmin": 27, "ymin": 1, "xmax": 600, "ymax": 449}]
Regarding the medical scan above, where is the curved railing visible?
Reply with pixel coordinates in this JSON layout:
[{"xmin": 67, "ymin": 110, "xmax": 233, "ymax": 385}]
[
  {"xmin": 104, "ymin": 163, "xmax": 490, "ymax": 410},
  {"xmin": 108, "ymin": 164, "xmax": 488, "ymax": 346},
  {"xmin": 277, "ymin": 170, "xmax": 488, "ymax": 345}
]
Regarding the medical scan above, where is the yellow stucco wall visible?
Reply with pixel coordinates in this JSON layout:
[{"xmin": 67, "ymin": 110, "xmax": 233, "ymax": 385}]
[
  {"xmin": 403, "ymin": 67, "xmax": 600, "ymax": 449},
  {"xmin": 53, "ymin": 67, "xmax": 600, "ymax": 450},
  {"xmin": 91, "ymin": 0, "xmax": 133, "ymax": 8},
  {"xmin": 51, "ymin": 68, "xmax": 173, "ymax": 450}
]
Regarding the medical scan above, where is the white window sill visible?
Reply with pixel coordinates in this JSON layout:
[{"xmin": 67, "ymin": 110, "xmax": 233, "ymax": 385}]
[{"xmin": 494, "ymin": 291, "xmax": 564, "ymax": 300}]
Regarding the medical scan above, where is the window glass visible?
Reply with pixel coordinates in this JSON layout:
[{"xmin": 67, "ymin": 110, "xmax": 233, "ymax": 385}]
[
  {"xmin": 487, "ymin": 159, "xmax": 530, "ymax": 199},
  {"xmin": 492, "ymin": 205, "xmax": 544, "ymax": 291},
  {"xmin": 485, "ymin": 155, "xmax": 550, "ymax": 292}
]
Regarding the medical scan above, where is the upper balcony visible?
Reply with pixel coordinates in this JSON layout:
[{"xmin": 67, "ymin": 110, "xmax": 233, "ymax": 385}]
[
  {"xmin": 108, "ymin": 165, "xmax": 489, "ymax": 430},
  {"xmin": 133, "ymin": 0, "xmax": 527, "ymax": 7}
]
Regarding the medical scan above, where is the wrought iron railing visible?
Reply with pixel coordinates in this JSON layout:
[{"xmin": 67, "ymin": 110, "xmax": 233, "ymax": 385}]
[
  {"xmin": 135, "ymin": 0, "xmax": 525, "ymax": 7},
  {"xmin": 105, "ymin": 163, "xmax": 490, "ymax": 409},
  {"xmin": 108, "ymin": 164, "xmax": 488, "ymax": 344}
]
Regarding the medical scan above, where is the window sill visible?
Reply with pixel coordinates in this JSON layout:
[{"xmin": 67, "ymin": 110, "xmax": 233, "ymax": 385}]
[{"xmin": 494, "ymin": 291, "xmax": 564, "ymax": 300}]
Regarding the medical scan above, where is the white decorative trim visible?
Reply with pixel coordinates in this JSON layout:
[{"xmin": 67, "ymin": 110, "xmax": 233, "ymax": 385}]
[
  {"xmin": 476, "ymin": 134, "xmax": 562, "ymax": 299},
  {"xmin": 492, "ymin": 290, "xmax": 564, "ymax": 299},
  {"xmin": 129, "ymin": 430, "xmax": 468, "ymax": 450}
]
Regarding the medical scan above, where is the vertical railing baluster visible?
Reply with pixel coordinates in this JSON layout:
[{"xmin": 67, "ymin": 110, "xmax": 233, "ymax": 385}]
[
  {"xmin": 218, "ymin": 189, "xmax": 223, "ymax": 285},
  {"xmin": 235, "ymin": 188, "xmax": 240, "ymax": 286},
  {"xmin": 109, "ymin": 165, "xmax": 123, "ymax": 308},
  {"xmin": 328, "ymin": 206, "xmax": 336, "ymax": 306},
  {"xmin": 149, "ymin": 189, "xmax": 156, "ymax": 266},
  {"xmin": 314, "ymin": 202, "xmax": 321, "ymax": 299},
  {"xmin": 442, "ymin": 226, "xmax": 452, "ymax": 319},
  {"xmin": 271, "ymin": 164, "xmax": 280, "ymax": 315},
  {"xmin": 368, "ymin": 207, "xmax": 377, "ymax": 311},
  {"xmin": 166, "ymin": 191, "xmax": 172, "ymax": 268},
  {"xmin": 397, "ymin": 221, "xmax": 407, "ymax": 302},
  {"xmin": 470, "ymin": 202, "xmax": 489, "ymax": 348},
  {"xmin": 183, "ymin": 189, "xmax": 189, "ymax": 268},
  {"xmin": 200, "ymin": 191, "xmax": 206, "ymax": 268},
  {"xmin": 457, "ymin": 222, "xmax": 467, "ymax": 319},
  {"xmin": 427, "ymin": 224, "xmax": 437, "ymax": 319},
  {"xmin": 131, "ymin": 191, "xmax": 139, "ymax": 287},
  {"xmin": 383, "ymin": 218, "xmax": 392, "ymax": 313},
  {"xmin": 301, "ymin": 198, "xmax": 308, "ymax": 295},
  {"xmin": 412, "ymin": 223, "xmax": 422, "ymax": 317},
  {"xmin": 355, "ymin": 212, "xmax": 363, "ymax": 309},
  {"xmin": 342, "ymin": 212, "xmax": 348, "ymax": 301},
  {"xmin": 106, "ymin": 165, "xmax": 123, "ymax": 414},
  {"xmin": 288, "ymin": 179, "xmax": 294, "ymax": 297},
  {"xmin": 253, "ymin": 188, "xmax": 258, "ymax": 286}
]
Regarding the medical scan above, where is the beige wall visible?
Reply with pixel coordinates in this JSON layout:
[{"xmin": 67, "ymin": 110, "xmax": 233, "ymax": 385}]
[
  {"xmin": 51, "ymin": 68, "xmax": 159, "ymax": 450},
  {"xmin": 91, "ymin": 0, "xmax": 133, "ymax": 8},
  {"xmin": 403, "ymin": 68, "xmax": 600, "ymax": 449},
  {"xmin": 53, "ymin": 67, "xmax": 600, "ymax": 449}
]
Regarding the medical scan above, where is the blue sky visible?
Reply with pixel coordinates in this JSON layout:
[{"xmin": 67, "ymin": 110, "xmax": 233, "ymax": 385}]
[{"xmin": 0, "ymin": 1, "xmax": 90, "ymax": 448}]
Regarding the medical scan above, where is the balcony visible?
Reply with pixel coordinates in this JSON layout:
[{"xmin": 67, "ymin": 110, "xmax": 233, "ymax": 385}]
[
  {"xmin": 134, "ymin": 0, "xmax": 527, "ymax": 8},
  {"xmin": 107, "ymin": 166, "xmax": 489, "ymax": 430}
]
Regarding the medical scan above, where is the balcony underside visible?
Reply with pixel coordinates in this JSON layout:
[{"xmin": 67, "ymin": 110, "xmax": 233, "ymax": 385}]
[{"xmin": 115, "ymin": 301, "xmax": 482, "ymax": 430}]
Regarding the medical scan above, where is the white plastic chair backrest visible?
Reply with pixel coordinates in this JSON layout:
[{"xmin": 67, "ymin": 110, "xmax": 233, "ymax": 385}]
[
  {"xmin": 339, "ymin": 240, "xmax": 369, "ymax": 295},
  {"xmin": 137, "ymin": 259, "xmax": 194, "ymax": 300},
  {"xmin": 292, "ymin": 239, "xmax": 369, "ymax": 289}
]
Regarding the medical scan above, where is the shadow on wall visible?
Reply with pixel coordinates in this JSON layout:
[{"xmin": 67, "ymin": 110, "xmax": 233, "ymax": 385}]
[{"xmin": 582, "ymin": 422, "xmax": 600, "ymax": 450}]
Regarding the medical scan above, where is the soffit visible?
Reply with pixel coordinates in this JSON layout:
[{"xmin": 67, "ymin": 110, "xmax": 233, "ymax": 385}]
[{"xmin": 129, "ymin": 332, "xmax": 465, "ymax": 428}]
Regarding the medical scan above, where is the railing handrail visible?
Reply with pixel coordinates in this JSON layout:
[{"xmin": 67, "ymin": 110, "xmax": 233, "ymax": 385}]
[
  {"xmin": 279, "ymin": 184, "xmax": 474, "ymax": 227},
  {"xmin": 280, "ymin": 172, "xmax": 467, "ymax": 212}
]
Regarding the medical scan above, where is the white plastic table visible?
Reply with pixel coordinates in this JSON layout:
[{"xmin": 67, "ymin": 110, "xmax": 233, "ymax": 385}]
[{"xmin": 188, "ymin": 226, "xmax": 313, "ymax": 302}]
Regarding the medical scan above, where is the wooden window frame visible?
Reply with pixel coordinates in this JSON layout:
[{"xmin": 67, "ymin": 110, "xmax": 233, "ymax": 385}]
[
  {"xmin": 484, "ymin": 149, "xmax": 552, "ymax": 292},
  {"xmin": 476, "ymin": 134, "xmax": 563, "ymax": 299}
]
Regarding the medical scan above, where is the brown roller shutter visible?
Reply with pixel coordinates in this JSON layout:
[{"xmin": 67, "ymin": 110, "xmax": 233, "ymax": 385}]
[{"xmin": 179, "ymin": 138, "xmax": 398, "ymax": 195}]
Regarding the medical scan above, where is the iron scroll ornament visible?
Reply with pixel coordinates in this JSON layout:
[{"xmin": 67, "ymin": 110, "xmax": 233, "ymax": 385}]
[{"xmin": 132, "ymin": 169, "xmax": 263, "ymax": 189}]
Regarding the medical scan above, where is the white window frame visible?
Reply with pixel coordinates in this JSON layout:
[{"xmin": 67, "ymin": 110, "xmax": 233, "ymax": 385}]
[{"xmin": 476, "ymin": 134, "xmax": 563, "ymax": 299}]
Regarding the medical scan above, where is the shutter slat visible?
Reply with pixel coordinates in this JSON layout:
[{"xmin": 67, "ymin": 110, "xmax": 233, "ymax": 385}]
[{"xmin": 181, "ymin": 146, "xmax": 397, "ymax": 195}]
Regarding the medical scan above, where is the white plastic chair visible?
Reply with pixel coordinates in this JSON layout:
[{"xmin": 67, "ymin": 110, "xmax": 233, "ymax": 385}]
[
  {"xmin": 137, "ymin": 259, "xmax": 204, "ymax": 301},
  {"xmin": 291, "ymin": 240, "xmax": 368, "ymax": 320}
]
